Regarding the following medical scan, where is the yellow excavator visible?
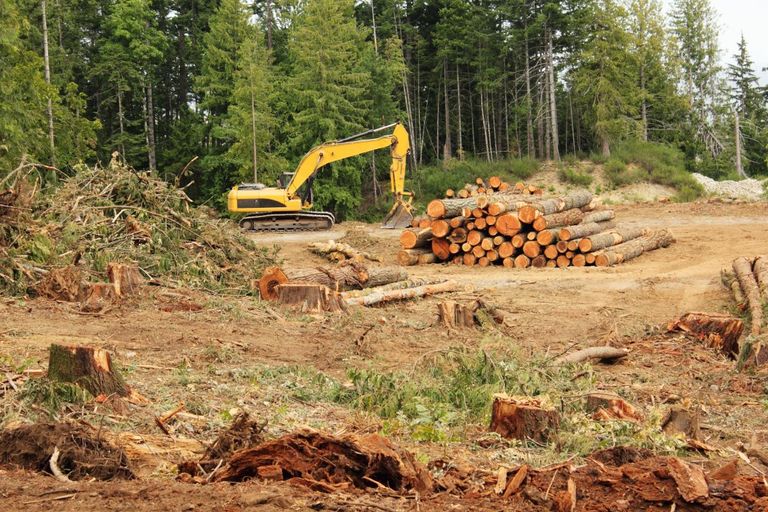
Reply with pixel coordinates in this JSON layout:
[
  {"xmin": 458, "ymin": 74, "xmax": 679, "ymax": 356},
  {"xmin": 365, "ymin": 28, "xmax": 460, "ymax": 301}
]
[{"xmin": 227, "ymin": 122, "xmax": 414, "ymax": 231}]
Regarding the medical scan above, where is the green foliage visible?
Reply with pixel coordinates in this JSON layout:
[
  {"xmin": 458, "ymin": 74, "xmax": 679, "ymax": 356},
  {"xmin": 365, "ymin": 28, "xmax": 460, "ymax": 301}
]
[
  {"xmin": 604, "ymin": 140, "xmax": 704, "ymax": 200},
  {"xmin": 558, "ymin": 165, "xmax": 593, "ymax": 187},
  {"xmin": 415, "ymin": 158, "xmax": 540, "ymax": 201},
  {"xmin": 20, "ymin": 378, "xmax": 92, "ymax": 412}
]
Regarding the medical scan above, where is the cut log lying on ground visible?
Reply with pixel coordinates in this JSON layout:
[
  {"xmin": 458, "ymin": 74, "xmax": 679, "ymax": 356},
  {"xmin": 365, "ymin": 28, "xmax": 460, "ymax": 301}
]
[
  {"xmin": 721, "ymin": 269, "xmax": 745, "ymax": 308},
  {"xmin": 668, "ymin": 312, "xmax": 743, "ymax": 359},
  {"xmin": 752, "ymin": 255, "xmax": 768, "ymax": 301},
  {"xmin": 437, "ymin": 299, "xmax": 504, "ymax": 328},
  {"xmin": 556, "ymin": 346, "xmax": 629, "ymax": 364},
  {"xmin": 47, "ymin": 344, "xmax": 147, "ymax": 403},
  {"xmin": 275, "ymin": 283, "xmax": 346, "ymax": 313},
  {"xmin": 398, "ymin": 248, "xmax": 432, "ymax": 266},
  {"xmin": 341, "ymin": 278, "xmax": 436, "ymax": 298},
  {"xmin": 400, "ymin": 227, "xmax": 433, "ymax": 249},
  {"xmin": 489, "ymin": 394, "xmax": 560, "ymax": 442},
  {"xmin": 343, "ymin": 280, "xmax": 459, "ymax": 306},
  {"xmin": 258, "ymin": 263, "xmax": 408, "ymax": 300},
  {"xmin": 308, "ymin": 240, "xmax": 381, "ymax": 263},
  {"xmin": 578, "ymin": 226, "xmax": 647, "ymax": 253},
  {"xmin": 594, "ymin": 229, "xmax": 676, "ymax": 267},
  {"xmin": 732, "ymin": 256, "xmax": 763, "ymax": 336}
]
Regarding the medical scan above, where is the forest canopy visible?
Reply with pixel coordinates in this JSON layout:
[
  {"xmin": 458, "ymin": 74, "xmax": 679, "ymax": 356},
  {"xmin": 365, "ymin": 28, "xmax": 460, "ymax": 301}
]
[{"xmin": 1, "ymin": 0, "xmax": 766, "ymax": 216}]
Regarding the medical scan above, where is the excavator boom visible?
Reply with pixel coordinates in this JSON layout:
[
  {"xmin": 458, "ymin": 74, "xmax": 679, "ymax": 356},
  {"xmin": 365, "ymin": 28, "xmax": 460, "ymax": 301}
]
[{"xmin": 228, "ymin": 123, "xmax": 413, "ymax": 231}]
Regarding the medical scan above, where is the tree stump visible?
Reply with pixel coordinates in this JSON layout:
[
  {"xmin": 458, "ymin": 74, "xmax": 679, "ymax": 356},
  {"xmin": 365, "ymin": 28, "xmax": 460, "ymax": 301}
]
[
  {"xmin": 662, "ymin": 405, "xmax": 701, "ymax": 440},
  {"xmin": 81, "ymin": 283, "xmax": 117, "ymax": 311},
  {"xmin": 275, "ymin": 283, "xmax": 346, "ymax": 313},
  {"xmin": 489, "ymin": 394, "xmax": 560, "ymax": 442},
  {"xmin": 47, "ymin": 344, "xmax": 144, "ymax": 402},
  {"xmin": 667, "ymin": 312, "xmax": 743, "ymax": 359},
  {"xmin": 106, "ymin": 262, "xmax": 144, "ymax": 297},
  {"xmin": 585, "ymin": 392, "xmax": 642, "ymax": 422},
  {"xmin": 257, "ymin": 266, "xmax": 289, "ymax": 300}
]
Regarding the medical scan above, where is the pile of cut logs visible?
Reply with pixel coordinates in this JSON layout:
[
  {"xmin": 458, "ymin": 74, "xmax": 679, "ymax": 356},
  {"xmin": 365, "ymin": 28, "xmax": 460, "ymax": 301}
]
[
  {"xmin": 445, "ymin": 177, "xmax": 543, "ymax": 199},
  {"xmin": 399, "ymin": 179, "xmax": 675, "ymax": 268}
]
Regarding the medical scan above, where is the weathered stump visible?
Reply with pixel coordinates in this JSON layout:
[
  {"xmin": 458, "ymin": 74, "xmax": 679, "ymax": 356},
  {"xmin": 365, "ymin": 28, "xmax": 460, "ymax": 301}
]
[
  {"xmin": 107, "ymin": 262, "xmax": 144, "ymax": 297},
  {"xmin": 47, "ymin": 344, "xmax": 140, "ymax": 401},
  {"xmin": 489, "ymin": 395, "xmax": 560, "ymax": 442}
]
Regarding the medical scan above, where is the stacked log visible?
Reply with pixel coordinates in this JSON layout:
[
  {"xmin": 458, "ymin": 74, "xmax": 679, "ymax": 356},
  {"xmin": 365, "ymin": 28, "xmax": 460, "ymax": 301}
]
[
  {"xmin": 445, "ymin": 178, "xmax": 543, "ymax": 199},
  {"xmin": 400, "ymin": 184, "xmax": 674, "ymax": 268}
]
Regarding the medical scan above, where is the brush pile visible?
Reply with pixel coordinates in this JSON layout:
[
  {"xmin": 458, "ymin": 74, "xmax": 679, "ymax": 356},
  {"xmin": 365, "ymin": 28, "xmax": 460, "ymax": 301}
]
[
  {"xmin": 0, "ymin": 158, "xmax": 276, "ymax": 296},
  {"xmin": 400, "ymin": 179, "xmax": 675, "ymax": 268}
]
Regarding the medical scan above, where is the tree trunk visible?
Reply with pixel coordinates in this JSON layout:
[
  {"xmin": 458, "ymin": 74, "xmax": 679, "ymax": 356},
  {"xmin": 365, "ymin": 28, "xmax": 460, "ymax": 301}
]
[
  {"xmin": 147, "ymin": 81, "xmax": 157, "ymax": 171},
  {"xmin": 489, "ymin": 394, "xmax": 559, "ymax": 442},
  {"xmin": 594, "ymin": 229, "xmax": 676, "ymax": 267},
  {"xmin": 531, "ymin": 208, "xmax": 585, "ymax": 232},
  {"xmin": 276, "ymin": 284, "xmax": 346, "ymax": 313},
  {"xmin": 266, "ymin": 0, "xmax": 273, "ymax": 50},
  {"xmin": 48, "ymin": 344, "xmax": 140, "ymax": 400},
  {"xmin": 41, "ymin": 0, "xmax": 55, "ymax": 165},
  {"xmin": 547, "ymin": 30, "xmax": 560, "ymax": 161},
  {"xmin": 558, "ymin": 221, "xmax": 616, "ymax": 242},
  {"xmin": 578, "ymin": 226, "xmax": 646, "ymax": 253},
  {"xmin": 250, "ymin": 89, "xmax": 258, "ymax": 182},
  {"xmin": 456, "ymin": 62, "xmax": 463, "ymax": 159},
  {"xmin": 732, "ymin": 256, "xmax": 763, "ymax": 336},
  {"xmin": 344, "ymin": 280, "xmax": 459, "ymax": 306},
  {"xmin": 400, "ymin": 227, "xmax": 432, "ymax": 249},
  {"xmin": 117, "ymin": 90, "xmax": 126, "ymax": 156},
  {"xmin": 442, "ymin": 58, "xmax": 452, "ymax": 161},
  {"xmin": 524, "ymin": 34, "xmax": 534, "ymax": 159},
  {"xmin": 735, "ymin": 111, "xmax": 746, "ymax": 178},
  {"xmin": 370, "ymin": 0, "xmax": 378, "ymax": 54}
]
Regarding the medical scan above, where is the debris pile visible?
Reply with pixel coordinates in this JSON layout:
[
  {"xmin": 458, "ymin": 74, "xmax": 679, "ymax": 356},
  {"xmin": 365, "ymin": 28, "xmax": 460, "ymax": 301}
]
[
  {"xmin": 0, "ymin": 422, "xmax": 134, "ymax": 481},
  {"xmin": 401, "ymin": 182, "xmax": 675, "ymax": 268},
  {"xmin": 179, "ymin": 429, "xmax": 434, "ymax": 494},
  {"xmin": 0, "ymin": 159, "xmax": 276, "ymax": 297}
]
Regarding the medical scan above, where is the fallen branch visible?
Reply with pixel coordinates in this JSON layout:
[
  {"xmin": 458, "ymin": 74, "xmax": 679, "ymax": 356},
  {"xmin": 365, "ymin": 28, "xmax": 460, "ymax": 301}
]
[
  {"xmin": 555, "ymin": 346, "xmax": 629, "ymax": 365},
  {"xmin": 343, "ymin": 280, "xmax": 460, "ymax": 307}
]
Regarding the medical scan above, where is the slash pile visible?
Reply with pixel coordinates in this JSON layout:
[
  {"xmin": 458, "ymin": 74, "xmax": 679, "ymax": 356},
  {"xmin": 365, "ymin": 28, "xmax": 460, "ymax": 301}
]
[{"xmin": 399, "ymin": 182, "xmax": 675, "ymax": 268}]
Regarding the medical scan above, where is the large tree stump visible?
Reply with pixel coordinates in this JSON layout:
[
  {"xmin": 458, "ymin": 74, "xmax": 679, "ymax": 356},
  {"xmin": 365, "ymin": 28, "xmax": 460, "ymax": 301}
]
[
  {"xmin": 489, "ymin": 395, "xmax": 560, "ymax": 442},
  {"xmin": 106, "ymin": 263, "xmax": 144, "ymax": 297},
  {"xmin": 275, "ymin": 284, "xmax": 346, "ymax": 313},
  {"xmin": 667, "ymin": 312, "xmax": 743, "ymax": 359},
  {"xmin": 47, "ymin": 344, "xmax": 144, "ymax": 402}
]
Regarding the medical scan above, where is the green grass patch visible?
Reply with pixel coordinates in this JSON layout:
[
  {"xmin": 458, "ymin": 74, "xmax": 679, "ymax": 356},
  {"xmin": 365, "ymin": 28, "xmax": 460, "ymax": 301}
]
[
  {"xmin": 558, "ymin": 165, "xmax": 593, "ymax": 187},
  {"xmin": 606, "ymin": 141, "xmax": 704, "ymax": 201}
]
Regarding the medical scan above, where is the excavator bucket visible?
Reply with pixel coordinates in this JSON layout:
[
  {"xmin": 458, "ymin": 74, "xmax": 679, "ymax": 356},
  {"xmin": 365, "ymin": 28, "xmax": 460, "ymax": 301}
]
[{"xmin": 382, "ymin": 199, "xmax": 414, "ymax": 229}]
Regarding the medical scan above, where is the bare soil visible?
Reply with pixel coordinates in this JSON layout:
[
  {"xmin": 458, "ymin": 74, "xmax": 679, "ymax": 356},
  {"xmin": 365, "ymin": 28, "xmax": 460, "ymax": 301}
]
[{"xmin": 1, "ymin": 200, "xmax": 768, "ymax": 510}]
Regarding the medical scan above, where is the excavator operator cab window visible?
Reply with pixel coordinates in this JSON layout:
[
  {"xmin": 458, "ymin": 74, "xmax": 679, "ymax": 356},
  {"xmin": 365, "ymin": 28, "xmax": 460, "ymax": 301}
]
[{"xmin": 279, "ymin": 172, "xmax": 295, "ymax": 188}]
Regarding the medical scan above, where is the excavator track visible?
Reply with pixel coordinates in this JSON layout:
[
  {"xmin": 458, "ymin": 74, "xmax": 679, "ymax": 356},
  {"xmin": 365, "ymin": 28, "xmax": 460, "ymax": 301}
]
[{"xmin": 238, "ymin": 211, "xmax": 335, "ymax": 232}]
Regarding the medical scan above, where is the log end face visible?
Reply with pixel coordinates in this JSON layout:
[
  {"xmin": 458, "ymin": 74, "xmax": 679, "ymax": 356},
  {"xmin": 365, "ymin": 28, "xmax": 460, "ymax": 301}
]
[{"xmin": 426, "ymin": 200, "xmax": 446, "ymax": 219}]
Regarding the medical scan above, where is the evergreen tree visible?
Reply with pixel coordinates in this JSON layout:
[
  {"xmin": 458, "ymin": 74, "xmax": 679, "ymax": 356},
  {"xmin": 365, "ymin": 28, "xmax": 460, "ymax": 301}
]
[
  {"xmin": 226, "ymin": 30, "xmax": 277, "ymax": 184},
  {"xmin": 286, "ymin": 0, "xmax": 373, "ymax": 219},
  {"xmin": 571, "ymin": 0, "xmax": 637, "ymax": 156},
  {"xmin": 0, "ymin": 0, "xmax": 53, "ymax": 170}
]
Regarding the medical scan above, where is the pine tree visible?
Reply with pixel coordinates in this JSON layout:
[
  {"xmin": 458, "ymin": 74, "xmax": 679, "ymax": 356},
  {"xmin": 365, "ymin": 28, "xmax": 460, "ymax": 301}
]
[
  {"xmin": 0, "ymin": 0, "xmax": 53, "ymax": 170},
  {"xmin": 286, "ymin": 0, "xmax": 373, "ymax": 219},
  {"xmin": 571, "ymin": 0, "xmax": 637, "ymax": 156},
  {"xmin": 226, "ymin": 30, "xmax": 276, "ymax": 184}
]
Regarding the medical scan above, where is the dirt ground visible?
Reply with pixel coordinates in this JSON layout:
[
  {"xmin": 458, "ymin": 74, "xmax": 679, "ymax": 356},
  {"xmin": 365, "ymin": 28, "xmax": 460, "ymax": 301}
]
[{"xmin": 1, "ymin": 200, "xmax": 768, "ymax": 510}]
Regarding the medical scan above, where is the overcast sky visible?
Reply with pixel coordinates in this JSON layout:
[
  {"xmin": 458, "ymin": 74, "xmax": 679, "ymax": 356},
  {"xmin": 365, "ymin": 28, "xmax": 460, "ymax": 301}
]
[{"xmin": 663, "ymin": 0, "xmax": 768, "ymax": 83}]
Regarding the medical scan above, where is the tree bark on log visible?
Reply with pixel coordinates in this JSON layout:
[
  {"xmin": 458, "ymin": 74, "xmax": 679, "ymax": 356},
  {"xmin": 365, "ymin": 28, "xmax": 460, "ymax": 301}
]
[
  {"xmin": 400, "ymin": 228, "xmax": 433, "ymax": 249},
  {"xmin": 556, "ymin": 346, "xmax": 629, "ymax": 364},
  {"xmin": 733, "ymin": 256, "xmax": 764, "ymax": 336},
  {"xmin": 594, "ymin": 229, "xmax": 675, "ymax": 267},
  {"xmin": 582, "ymin": 210, "xmax": 615, "ymax": 224},
  {"xmin": 427, "ymin": 196, "xmax": 482, "ymax": 219},
  {"xmin": 754, "ymin": 255, "xmax": 768, "ymax": 301},
  {"xmin": 398, "ymin": 249, "xmax": 432, "ymax": 266},
  {"xmin": 578, "ymin": 226, "xmax": 647, "ymax": 253},
  {"xmin": 517, "ymin": 190, "xmax": 594, "ymax": 224},
  {"xmin": 343, "ymin": 280, "xmax": 459, "ymax": 306},
  {"xmin": 558, "ymin": 221, "xmax": 616, "ymax": 242},
  {"xmin": 276, "ymin": 283, "xmax": 346, "ymax": 312},
  {"xmin": 47, "ymin": 344, "xmax": 144, "ymax": 401},
  {"xmin": 532, "ymin": 208, "xmax": 584, "ymax": 232},
  {"xmin": 489, "ymin": 395, "xmax": 559, "ymax": 442},
  {"xmin": 259, "ymin": 264, "xmax": 407, "ymax": 299},
  {"xmin": 667, "ymin": 312, "xmax": 743, "ymax": 359},
  {"xmin": 342, "ymin": 278, "xmax": 436, "ymax": 298}
]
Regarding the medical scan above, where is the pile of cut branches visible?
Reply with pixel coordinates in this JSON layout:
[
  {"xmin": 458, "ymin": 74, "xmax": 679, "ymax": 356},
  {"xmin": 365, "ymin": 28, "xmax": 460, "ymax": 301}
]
[{"xmin": 0, "ymin": 159, "xmax": 277, "ymax": 296}]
